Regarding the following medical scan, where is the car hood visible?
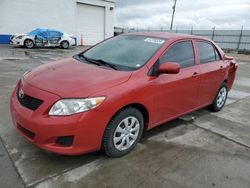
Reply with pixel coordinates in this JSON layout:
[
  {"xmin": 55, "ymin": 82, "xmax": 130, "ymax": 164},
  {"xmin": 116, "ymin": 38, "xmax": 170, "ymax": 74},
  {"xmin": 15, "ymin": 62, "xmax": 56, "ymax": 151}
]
[
  {"xmin": 12, "ymin": 34, "xmax": 28, "ymax": 38},
  {"xmin": 24, "ymin": 58, "xmax": 132, "ymax": 98}
]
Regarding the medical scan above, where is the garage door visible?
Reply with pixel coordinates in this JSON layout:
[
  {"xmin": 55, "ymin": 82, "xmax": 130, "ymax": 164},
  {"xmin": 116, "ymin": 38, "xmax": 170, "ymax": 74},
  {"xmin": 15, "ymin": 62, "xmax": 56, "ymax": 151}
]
[{"xmin": 77, "ymin": 3, "xmax": 105, "ymax": 45}]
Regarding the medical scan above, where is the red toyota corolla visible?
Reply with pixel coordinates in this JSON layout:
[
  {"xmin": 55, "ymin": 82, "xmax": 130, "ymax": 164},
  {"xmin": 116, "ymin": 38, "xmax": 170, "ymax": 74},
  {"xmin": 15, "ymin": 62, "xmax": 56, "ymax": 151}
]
[{"xmin": 10, "ymin": 32, "xmax": 237, "ymax": 157}]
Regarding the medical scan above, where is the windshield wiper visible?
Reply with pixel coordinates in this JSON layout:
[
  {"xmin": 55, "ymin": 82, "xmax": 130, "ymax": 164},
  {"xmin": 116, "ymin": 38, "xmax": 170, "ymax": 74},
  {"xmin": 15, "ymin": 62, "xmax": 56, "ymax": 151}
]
[
  {"xmin": 78, "ymin": 54, "xmax": 117, "ymax": 70},
  {"xmin": 78, "ymin": 54, "xmax": 100, "ymax": 66},
  {"xmin": 94, "ymin": 59, "xmax": 118, "ymax": 70}
]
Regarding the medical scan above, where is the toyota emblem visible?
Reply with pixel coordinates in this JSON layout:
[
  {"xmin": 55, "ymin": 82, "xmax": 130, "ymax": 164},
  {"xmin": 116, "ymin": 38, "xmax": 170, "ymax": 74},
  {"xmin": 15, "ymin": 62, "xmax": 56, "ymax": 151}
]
[{"xmin": 18, "ymin": 89, "xmax": 24, "ymax": 99}]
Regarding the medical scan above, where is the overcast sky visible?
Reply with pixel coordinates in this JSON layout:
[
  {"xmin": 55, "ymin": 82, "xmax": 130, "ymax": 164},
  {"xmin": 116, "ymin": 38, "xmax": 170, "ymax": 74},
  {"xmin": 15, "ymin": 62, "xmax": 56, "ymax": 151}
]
[{"xmin": 115, "ymin": 0, "xmax": 250, "ymax": 30}]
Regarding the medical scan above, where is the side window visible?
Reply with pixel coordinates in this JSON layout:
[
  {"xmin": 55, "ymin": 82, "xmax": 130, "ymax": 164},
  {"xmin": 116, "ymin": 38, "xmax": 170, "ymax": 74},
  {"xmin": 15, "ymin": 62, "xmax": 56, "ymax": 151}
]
[
  {"xmin": 214, "ymin": 48, "xmax": 221, "ymax": 61},
  {"xmin": 197, "ymin": 41, "xmax": 218, "ymax": 63},
  {"xmin": 50, "ymin": 31, "xmax": 61, "ymax": 38},
  {"xmin": 160, "ymin": 41, "xmax": 195, "ymax": 68}
]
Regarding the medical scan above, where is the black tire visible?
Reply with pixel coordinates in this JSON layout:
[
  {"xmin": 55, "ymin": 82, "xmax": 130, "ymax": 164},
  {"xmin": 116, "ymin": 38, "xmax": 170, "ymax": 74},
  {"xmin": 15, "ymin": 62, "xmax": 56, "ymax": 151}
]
[
  {"xmin": 102, "ymin": 107, "xmax": 144, "ymax": 158},
  {"xmin": 24, "ymin": 39, "xmax": 34, "ymax": 48},
  {"xmin": 60, "ymin": 40, "xmax": 69, "ymax": 49},
  {"xmin": 208, "ymin": 82, "xmax": 228, "ymax": 112}
]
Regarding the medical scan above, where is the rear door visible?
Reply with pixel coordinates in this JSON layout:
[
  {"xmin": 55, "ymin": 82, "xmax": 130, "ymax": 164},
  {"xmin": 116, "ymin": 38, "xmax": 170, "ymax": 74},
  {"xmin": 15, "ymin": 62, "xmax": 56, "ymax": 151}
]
[
  {"xmin": 48, "ymin": 31, "xmax": 62, "ymax": 45},
  {"xmin": 195, "ymin": 40, "xmax": 225, "ymax": 106},
  {"xmin": 152, "ymin": 40, "xmax": 200, "ymax": 124}
]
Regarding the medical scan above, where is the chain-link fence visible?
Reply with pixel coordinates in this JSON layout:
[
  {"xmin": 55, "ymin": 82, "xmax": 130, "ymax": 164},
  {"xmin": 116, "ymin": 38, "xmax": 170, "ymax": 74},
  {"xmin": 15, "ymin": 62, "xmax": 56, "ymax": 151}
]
[{"xmin": 128, "ymin": 28, "xmax": 250, "ymax": 52}]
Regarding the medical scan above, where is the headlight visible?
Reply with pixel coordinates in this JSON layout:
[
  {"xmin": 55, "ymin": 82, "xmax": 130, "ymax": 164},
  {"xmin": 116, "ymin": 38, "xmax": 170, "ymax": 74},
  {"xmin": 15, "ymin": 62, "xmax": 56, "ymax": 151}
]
[
  {"xmin": 49, "ymin": 97, "xmax": 106, "ymax": 116},
  {"xmin": 16, "ymin": 35, "xmax": 24, "ymax": 39}
]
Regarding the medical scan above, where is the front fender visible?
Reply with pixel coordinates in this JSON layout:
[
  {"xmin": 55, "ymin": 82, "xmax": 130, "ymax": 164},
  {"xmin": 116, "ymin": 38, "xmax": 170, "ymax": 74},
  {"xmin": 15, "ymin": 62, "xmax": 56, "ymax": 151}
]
[
  {"xmin": 21, "ymin": 36, "xmax": 35, "ymax": 45},
  {"xmin": 89, "ymin": 71, "xmax": 154, "ymax": 130}
]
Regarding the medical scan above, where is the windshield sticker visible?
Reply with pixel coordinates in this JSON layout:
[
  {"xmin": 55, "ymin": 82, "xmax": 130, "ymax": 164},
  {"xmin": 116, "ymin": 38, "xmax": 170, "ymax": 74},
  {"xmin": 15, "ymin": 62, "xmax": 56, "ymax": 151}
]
[{"xmin": 144, "ymin": 38, "xmax": 165, "ymax": 44}]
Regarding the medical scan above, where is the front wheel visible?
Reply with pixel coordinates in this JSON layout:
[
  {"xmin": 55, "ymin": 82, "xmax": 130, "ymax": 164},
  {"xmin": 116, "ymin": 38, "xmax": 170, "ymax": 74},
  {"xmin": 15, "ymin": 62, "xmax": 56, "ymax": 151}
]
[
  {"xmin": 208, "ymin": 82, "xmax": 228, "ymax": 112},
  {"xmin": 24, "ymin": 39, "xmax": 34, "ymax": 48},
  {"xmin": 102, "ymin": 107, "xmax": 144, "ymax": 158}
]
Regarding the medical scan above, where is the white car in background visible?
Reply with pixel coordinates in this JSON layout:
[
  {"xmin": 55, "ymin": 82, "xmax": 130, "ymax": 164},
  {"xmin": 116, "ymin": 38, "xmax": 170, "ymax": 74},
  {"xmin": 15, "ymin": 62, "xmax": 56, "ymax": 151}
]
[{"xmin": 10, "ymin": 28, "xmax": 76, "ymax": 49}]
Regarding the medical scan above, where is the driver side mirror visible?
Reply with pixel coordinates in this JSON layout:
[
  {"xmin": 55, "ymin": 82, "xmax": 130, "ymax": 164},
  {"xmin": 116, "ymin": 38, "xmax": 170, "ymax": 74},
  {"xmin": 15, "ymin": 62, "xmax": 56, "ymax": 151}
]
[{"xmin": 158, "ymin": 62, "xmax": 180, "ymax": 74}]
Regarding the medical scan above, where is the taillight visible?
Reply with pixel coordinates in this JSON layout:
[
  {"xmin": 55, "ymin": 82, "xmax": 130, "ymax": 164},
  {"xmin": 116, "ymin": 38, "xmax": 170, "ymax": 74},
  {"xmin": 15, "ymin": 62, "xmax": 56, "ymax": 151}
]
[
  {"xmin": 230, "ymin": 62, "xmax": 238, "ymax": 72},
  {"xmin": 234, "ymin": 63, "xmax": 238, "ymax": 71}
]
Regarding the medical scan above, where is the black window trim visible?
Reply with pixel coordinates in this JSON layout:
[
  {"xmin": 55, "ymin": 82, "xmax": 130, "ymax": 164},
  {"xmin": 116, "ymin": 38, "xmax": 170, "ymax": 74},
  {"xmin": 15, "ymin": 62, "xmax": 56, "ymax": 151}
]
[
  {"xmin": 196, "ymin": 40, "xmax": 222, "ymax": 64},
  {"xmin": 214, "ymin": 45, "xmax": 222, "ymax": 61}
]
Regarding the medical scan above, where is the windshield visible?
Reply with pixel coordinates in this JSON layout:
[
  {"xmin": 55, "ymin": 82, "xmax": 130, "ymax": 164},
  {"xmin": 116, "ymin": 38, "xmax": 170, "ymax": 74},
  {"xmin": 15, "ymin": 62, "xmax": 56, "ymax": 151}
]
[
  {"xmin": 28, "ymin": 29, "xmax": 41, "ymax": 35},
  {"xmin": 80, "ymin": 35, "xmax": 166, "ymax": 71}
]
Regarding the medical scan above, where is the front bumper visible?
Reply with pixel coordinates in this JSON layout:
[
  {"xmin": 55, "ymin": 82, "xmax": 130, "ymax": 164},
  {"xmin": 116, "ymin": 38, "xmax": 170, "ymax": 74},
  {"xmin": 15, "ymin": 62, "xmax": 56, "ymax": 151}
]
[
  {"xmin": 10, "ymin": 80, "xmax": 109, "ymax": 155},
  {"xmin": 10, "ymin": 39, "xmax": 23, "ymax": 46}
]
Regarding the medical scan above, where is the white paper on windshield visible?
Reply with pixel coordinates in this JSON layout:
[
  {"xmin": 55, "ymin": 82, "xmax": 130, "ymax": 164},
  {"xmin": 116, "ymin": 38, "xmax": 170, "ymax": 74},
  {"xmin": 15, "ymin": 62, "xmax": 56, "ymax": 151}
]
[{"xmin": 144, "ymin": 38, "xmax": 165, "ymax": 44}]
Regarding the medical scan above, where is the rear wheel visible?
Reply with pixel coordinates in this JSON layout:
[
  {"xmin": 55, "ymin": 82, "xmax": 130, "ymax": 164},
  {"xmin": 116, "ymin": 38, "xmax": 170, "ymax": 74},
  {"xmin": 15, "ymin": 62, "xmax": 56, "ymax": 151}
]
[
  {"xmin": 24, "ymin": 39, "xmax": 34, "ymax": 48},
  {"xmin": 208, "ymin": 82, "xmax": 228, "ymax": 112},
  {"xmin": 60, "ymin": 40, "xmax": 69, "ymax": 49},
  {"xmin": 102, "ymin": 107, "xmax": 144, "ymax": 158}
]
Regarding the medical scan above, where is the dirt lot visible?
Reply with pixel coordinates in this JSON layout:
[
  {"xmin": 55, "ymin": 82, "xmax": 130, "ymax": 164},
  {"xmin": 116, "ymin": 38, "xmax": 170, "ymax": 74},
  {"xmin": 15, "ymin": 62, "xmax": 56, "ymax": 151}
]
[{"xmin": 0, "ymin": 45, "xmax": 250, "ymax": 188}]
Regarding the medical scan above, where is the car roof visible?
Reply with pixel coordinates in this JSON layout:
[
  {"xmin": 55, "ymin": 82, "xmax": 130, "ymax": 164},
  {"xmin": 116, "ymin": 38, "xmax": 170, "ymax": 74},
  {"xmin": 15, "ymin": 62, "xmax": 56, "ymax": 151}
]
[
  {"xmin": 126, "ymin": 32, "xmax": 209, "ymax": 41},
  {"xmin": 30, "ymin": 28, "xmax": 63, "ymax": 33}
]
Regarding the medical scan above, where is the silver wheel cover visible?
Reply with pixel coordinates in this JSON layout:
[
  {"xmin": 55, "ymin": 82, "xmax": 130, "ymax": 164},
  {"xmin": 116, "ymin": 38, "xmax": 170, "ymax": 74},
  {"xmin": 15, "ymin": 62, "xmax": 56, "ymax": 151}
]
[
  {"xmin": 113, "ymin": 116, "xmax": 140, "ymax": 151},
  {"xmin": 25, "ymin": 40, "xmax": 33, "ymax": 48},
  {"xmin": 216, "ymin": 87, "xmax": 227, "ymax": 108},
  {"xmin": 62, "ymin": 41, "xmax": 69, "ymax": 48}
]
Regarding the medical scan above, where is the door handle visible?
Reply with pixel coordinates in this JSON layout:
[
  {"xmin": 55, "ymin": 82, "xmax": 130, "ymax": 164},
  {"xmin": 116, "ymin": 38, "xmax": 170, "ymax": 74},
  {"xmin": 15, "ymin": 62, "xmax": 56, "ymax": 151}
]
[{"xmin": 192, "ymin": 72, "xmax": 199, "ymax": 78}]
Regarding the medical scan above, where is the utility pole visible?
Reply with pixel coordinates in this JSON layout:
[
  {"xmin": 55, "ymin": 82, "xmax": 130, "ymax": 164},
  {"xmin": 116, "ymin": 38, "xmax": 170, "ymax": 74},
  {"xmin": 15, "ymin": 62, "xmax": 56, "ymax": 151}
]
[
  {"xmin": 212, "ymin": 26, "xmax": 215, "ymax": 40},
  {"xmin": 170, "ymin": 0, "xmax": 177, "ymax": 31},
  {"xmin": 237, "ymin": 26, "xmax": 243, "ymax": 50}
]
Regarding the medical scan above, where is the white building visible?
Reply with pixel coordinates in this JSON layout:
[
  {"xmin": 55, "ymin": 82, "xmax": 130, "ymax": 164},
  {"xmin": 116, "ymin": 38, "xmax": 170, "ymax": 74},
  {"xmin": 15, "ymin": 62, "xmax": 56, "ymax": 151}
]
[{"xmin": 0, "ymin": 0, "xmax": 115, "ymax": 45}]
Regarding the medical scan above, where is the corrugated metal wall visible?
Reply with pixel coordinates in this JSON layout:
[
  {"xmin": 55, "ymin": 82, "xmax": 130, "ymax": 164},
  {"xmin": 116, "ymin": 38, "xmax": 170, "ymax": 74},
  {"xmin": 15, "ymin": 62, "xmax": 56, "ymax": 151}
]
[{"xmin": 129, "ymin": 29, "xmax": 250, "ymax": 51}]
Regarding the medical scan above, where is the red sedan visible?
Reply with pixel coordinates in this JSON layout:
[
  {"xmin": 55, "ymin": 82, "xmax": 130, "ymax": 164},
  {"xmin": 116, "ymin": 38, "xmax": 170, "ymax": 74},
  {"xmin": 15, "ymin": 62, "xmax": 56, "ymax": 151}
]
[{"xmin": 10, "ymin": 32, "xmax": 238, "ymax": 157}]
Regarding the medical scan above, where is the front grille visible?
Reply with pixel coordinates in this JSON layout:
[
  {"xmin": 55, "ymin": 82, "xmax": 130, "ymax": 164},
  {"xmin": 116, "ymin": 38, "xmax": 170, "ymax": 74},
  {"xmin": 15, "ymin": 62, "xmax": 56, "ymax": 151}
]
[{"xmin": 17, "ymin": 90, "xmax": 43, "ymax": 111}]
